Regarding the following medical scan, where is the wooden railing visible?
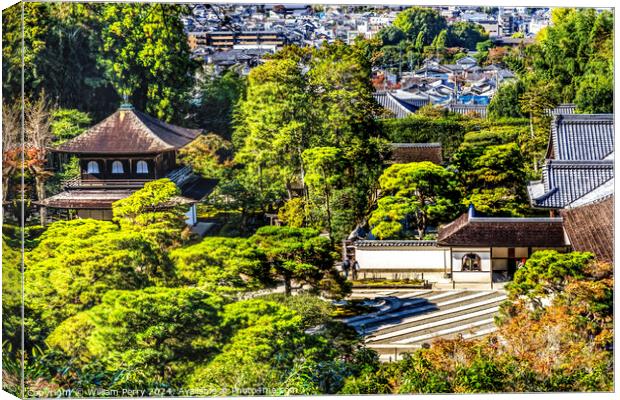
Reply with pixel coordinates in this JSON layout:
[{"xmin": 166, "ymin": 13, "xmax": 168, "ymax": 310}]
[{"xmin": 62, "ymin": 177, "xmax": 151, "ymax": 189}]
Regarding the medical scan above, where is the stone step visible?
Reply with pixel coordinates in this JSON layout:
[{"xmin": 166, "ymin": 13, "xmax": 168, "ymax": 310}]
[
  {"xmin": 342, "ymin": 296, "xmax": 402, "ymax": 324},
  {"xmin": 372, "ymin": 324, "xmax": 498, "ymax": 363},
  {"xmin": 365, "ymin": 296, "xmax": 505, "ymax": 338},
  {"xmin": 394, "ymin": 317, "xmax": 496, "ymax": 344},
  {"xmin": 369, "ymin": 306, "xmax": 500, "ymax": 343},
  {"xmin": 350, "ymin": 291, "xmax": 501, "ymax": 329}
]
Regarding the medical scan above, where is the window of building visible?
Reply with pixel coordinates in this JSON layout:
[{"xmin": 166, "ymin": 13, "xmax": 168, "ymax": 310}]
[
  {"xmin": 136, "ymin": 160, "xmax": 149, "ymax": 174},
  {"xmin": 86, "ymin": 161, "xmax": 100, "ymax": 174},
  {"xmin": 462, "ymin": 253, "xmax": 482, "ymax": 271},
  {"xmin": 112, "ymin": 161, "xmax": 124, "ymax": 174}
]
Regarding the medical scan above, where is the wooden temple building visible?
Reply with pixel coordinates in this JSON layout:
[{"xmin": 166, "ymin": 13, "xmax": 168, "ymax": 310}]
[
  {"xmin": 527, "ymin": 113, "xmax": 614, "ymax": 262},
  {"xmin": 350, "ymin": 110, "xmax": 614, "ymax": 286},
  {"xmin": 389, "ymin": 143, "xmax": 442, "ymax": 165},
  {"xmin": 38, "ymin": 103, "xmax": 216, "ymax": 225}
]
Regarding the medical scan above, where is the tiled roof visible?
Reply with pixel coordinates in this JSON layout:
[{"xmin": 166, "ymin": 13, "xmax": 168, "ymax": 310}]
[
  {"xmin": 566, "ymin": 178, "xmax": 614, "ymax": 209},
  {"xmin": 530, "ymin": 112, "xmax": 615, "ymax": 210},
  {"xmin": 456, "ymin": 56, "xmax": 477, "ymax": 65},
  {"xmin": 390, "ymin": 143, "xmax": 442, "ymax": 164},
  {"xmin": 374, "ymin": 92, "xmax": 414, "ymax": 118},
  {"xmin": 437, "ymin": 210, "xmax": 567, "ymax": 247},
  {"xmin": 530, "ymin": 160, "xmax": 614, "ymax": 208},
  {"xmin": 167, "ymin": 166, "xmax": 218, "ymax": 201},
  {"xmin": 55, "ymin": 106, "xmax": 201, "ymax": 154},
  {"xmin": 547, "ymin": 103, "xmax": 576, "ymax": 116},
  {"xmin": 391, "ymin": 143, "xmax": 441, "ymax": 148},
  {"xmin": 355, "ymin": 240, "xmax": 437, "ymax": 248},
  {"xmin": 446, "ymin": 104, "xmax": 487, "ymax": 118},
  {"xmin": 561, "ymin": 195, "xmax": 613, "ymax": 263},
  {"xmin": 400, "ymin": 98, "xmax": 431, "ymax": 109},
  {"xmin": 35, "ymin": 189, "xmax": 194, "ymax": 209},
  {"xmin": 549, "ymin": 114, "xmax": 614, "ymax": 161}
]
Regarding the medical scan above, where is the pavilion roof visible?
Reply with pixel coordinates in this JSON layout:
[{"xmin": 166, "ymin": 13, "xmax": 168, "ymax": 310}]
[
  {"xmin": 437, "ymin": 207, "xmax": 567, "ymax": 248},
  {"xmin": 54, "ymin": 105, "xmax": 201, "ymax": 155},
  {"xmin": 166, "ymin": 166, "xmax": 218, "ymax": 201},
  {"xmin": 35, "ymin": 189, "xmax": 195, "ymax": 210}
]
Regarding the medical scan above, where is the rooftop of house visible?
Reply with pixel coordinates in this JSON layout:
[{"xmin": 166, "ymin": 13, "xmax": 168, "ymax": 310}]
[
  {"xmin": 566, "ymin": 177, "xmax": 614, "ymax": 209},
  {"xmin": 355, "ymin": 240, "xmax": 438, "ymax": 248},
  {"xmin": 167, "ymin": 166, "xmax": 219, "ymax": 201},
  {"xmin": 547, "ymin": 103, "xmax": 576, "ymax": 116},
  {"xmin": 54, "ymin": 105, "xmax": 202, "ymax": 155},
  {"xmin": 528, "ymin": 160, "xmax": 614, "ymax": 209},
  {"xmin": 561, "ymin": 195, "xmax": 613, "ymax": 263},
  {"xmin": 36, "ymin": 189, "xmax": 196, "ymax": 210},
  {"xmin": 374, "ymin": 92, "xmax": 415, "ymax": 118},
  {"xmin": 390, "ymin": 143, "xmax": 443, "ymax": 165},
  {"xmin": 529, "ymin": 112, "xmax": 614, "ymax": 209},
  {"xmin": 437, "ymin": 205, "xmax": 568, "ymax": 247},
  {"xmin": 547, "ymin": 113, "xmax": 614, "ymax": 161}
]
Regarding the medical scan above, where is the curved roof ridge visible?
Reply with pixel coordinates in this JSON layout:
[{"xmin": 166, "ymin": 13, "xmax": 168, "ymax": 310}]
[
  {"xmin": 53, "ymin": 106, "xmax": 201, "ymax": 154},
  {"xmin": 128, "ymin": 110, "xmax": 175, "ymax": 150},
  {"xmin": 55, "ymin": 110, "xmax": 122, "ymax": 152},
  {"xmin": 133, "ymin": 109, "xmax": 201, "ymax": 140}
]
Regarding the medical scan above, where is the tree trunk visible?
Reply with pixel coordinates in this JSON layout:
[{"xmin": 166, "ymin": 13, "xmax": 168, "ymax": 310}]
[
  {"xmin": 35, "ymin": 176, "xmax": 47, "ymax": 226},
  {"xmin": 529, "ymin": 111, "xmax": 538, "ymax": 172},
  {"xmin": 2, "ymin": 172, "xmax": 11, "ymax": 202},
  {"xmin": 417, "ymin": 213, "xmax": 426, "ymax": 240},
  {"xmin": 284, "ymin": 274, "xmax": 292, "ymax": 296},
  {"xmin": 325, "ymin": 189, "xmax": 334, "ymax": 245},
  {"xmin": 298, "ymin": 146, "xmax": 307, "ymax": 199},
  {"xmin": 285, "ymin": 182, "xmax": 294, "ymax": 200}
]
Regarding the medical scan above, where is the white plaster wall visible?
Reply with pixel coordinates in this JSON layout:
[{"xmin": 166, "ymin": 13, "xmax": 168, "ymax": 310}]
[
  {"xmin": 452, "ymin": 249, "xmax": 491, "ymax": 272},
  {"xmin": 355, "ymin": 248, "xmax": 449, "ymax": 270},
  {"xmin": 452, "ymin": 271, "xmax": 492, "ymax": 283}
]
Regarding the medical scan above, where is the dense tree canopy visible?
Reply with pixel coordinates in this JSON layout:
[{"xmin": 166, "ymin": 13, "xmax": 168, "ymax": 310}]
[
  {"xmin": 232, "ymin": 42, "xmax": 388, "ymax": 241},
  {"xmin": 24, "ymin": 219, "xmax": 175, "ymax": 344},
  {"xmin": 369, "ymin": 162, "xmax": 462, "ymax": 239},
  {"xmin": 2, "ymin": 237, "xmax": 22, "ymax": 351},
  {"xmin": 112, "ymin": 178, "xmax": 190, "ymax": 248},
  {"xmin": 189, "ymin": 70, "xmax": 246, "ymax": 138},
  {"xmin": 392, "ymin": 7, "xmax": 447, "ymax": 45},
  {"xmin": 170, "ymin": 236, "xmax": 269, "ymax": 292},
  {"xmin": 99, "ymin": 3, "xmax": 198, "ymax": 121},
  {"xmin": 506, "ymin": 250, "xmax": 594, "ymax": 307},
  {"xmin": 507, "ymin": 8, "xmax": 614, "ymax": 113},
  {"xmin": 453, "ymin": 142, "xmax": 528, "ymax": 216},
  {"xmin": 248, "ymin": 226, "xmax": 344, "ymax": 296},
  {"xmin": 447, "ymin": 22, "xmax": 489, "ymax": 50},
  {"xmin": 2, "ymin": 2, "xmax": 198, "ymax": 122},
  {"xmin": 49, "ymin": 109, "xmax": 92, "ymax": 146},
  {"xmin": 47, "ymin": 287, "xmax": 226, "ymax": 388}
]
